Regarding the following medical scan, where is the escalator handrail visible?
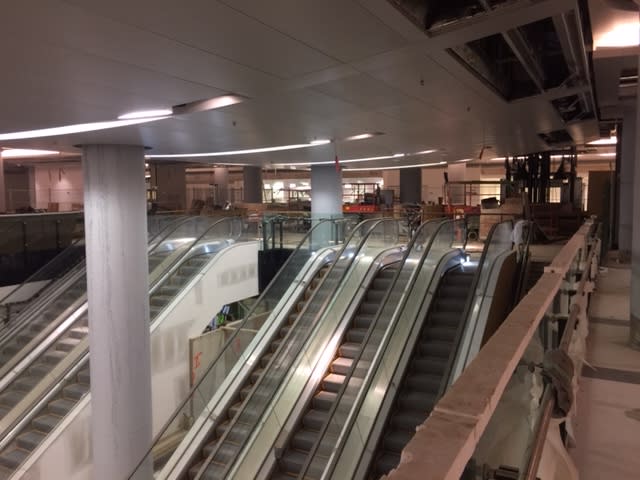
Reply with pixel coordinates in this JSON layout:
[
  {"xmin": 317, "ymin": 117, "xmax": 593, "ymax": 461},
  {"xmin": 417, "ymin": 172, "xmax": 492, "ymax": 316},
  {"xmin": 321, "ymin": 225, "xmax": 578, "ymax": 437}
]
[
  {"xmin": 127, "ymin": 217, "xmax": 354, "ymax": 477},
  {"xmin": 193, "ymin": 218, "xmax": 399, "ymax": 480},
  {"xmin": 295, "ymin": 218, "xmax": 448, "ymax": 479},
  {"xmin": 147, "ymin": 215, "xmax": 244, "ymax": 297},
  {"xmin": 439, "ymin": 219, "xmax": 514, "ymax": 395},
  {"xmin": 0, "ymin": 237, "xmax": 85, "ymax": 309},
  {"xmin": 301, "ymin": 219, "xmax": 464, "ymax": 480}
]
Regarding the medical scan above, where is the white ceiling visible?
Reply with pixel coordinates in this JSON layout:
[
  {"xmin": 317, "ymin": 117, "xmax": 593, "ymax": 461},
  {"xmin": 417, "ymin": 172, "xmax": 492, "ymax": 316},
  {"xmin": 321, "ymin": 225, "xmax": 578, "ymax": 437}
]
[{"xmin": 0, "ymin": 0, "xmax": 611, "ymax": 168}]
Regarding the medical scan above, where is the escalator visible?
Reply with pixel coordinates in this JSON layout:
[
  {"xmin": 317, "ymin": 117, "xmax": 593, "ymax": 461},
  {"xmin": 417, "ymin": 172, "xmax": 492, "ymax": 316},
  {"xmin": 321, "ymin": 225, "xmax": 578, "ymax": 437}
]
[
  {"xmin": 261, "ymin": 220, "xmax": 460, "ymax": 480},
  {"xmin": 157, "ymin": 219, "xmax": 400, "ymax": 480},
  {"xmin": 0, "ymin": 217, "xmax": 245, "ymax": 476},
  {"xmin": 184, "ymin": 261, "xmax": 351, "ymax": 479},
  {"xmin": 367, "ymin": 264, "xmax": 475, "ymax": 477},
  {"xmin": 270, "ymin": 264, "xmax": 400, "ymax": 479},
  {"xmin": 122, "ymin": 219, "xmax": 355, "ymax": 480}
]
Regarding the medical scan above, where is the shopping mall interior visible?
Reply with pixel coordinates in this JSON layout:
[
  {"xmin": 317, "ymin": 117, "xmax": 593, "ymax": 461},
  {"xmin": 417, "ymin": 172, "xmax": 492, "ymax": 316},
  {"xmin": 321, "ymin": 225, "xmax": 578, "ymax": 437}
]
[{"xmin": 0, "ymin": 1, "xmax": 639, "ymax": 480}]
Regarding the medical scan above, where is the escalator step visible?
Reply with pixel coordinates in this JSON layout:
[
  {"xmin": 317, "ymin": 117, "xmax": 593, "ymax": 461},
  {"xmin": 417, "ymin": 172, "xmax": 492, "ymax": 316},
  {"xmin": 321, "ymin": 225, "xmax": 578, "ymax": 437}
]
[
  {"xmin": 383, "ymin": 429, "xmax": 414, "ymax": 453},
  {"xmin": 49, "ymin": 398, "xmax": 76, "ymax": 417},
  {"xmin": 438, "ymin": 285, "xmax": 468, "ymax": 298},
  {"xmin": 424, "ymin": 326, "xmax": 457, "ymax": 342},
  {"xmin": 330, "ymin": 357, "xmax": 352, "ymax": 375},
  {"xmin": 290, "ymin": 428, "xmax": 317, "ymax": 451},
  {"xmin": 43, "ymin": 350, "xmax": 67, "ymax": 364},
  {"xmin": 405, "ymin": 373, "xmax": 441, "ymax": 393},
  {"xmin": 358, "ymin": 301, "xmax": 380, "ymax": 315},
  {"xmin": 278, "ymin": 450, "xmax": 325, "ymax": 478},
  {"xmin": 32, "ymin": 414, "xmax": 60, "ymax": 433},
  {"xmin": 0, "ymin": 448, "xmax": 29, "ymax": 470},
  {"xmin": 0, "ymin": 390, "xmax": 24, "ymax": 408},
  {"xmin": 321, "ymin": 374, "xmax": 345, "ymax": 393},
  {"xmin": 202, "ymin": 439, "xmax": 239, "ymax": 465},
  {"xmin": 228, "ymin": 403, "xmax": 260, "ymax": 423},
  {"xmin": 77, "ymin": 369, "xmax": 91, "ymax": 385},
  {"xmin": 429, "ymin": 312, "xmax": 462, "ymax": 328},
  {"xmin": 279, "ymin": 325, "xmax": 291, "ymax": 338},
  {"xmin": 312, "ymin": 391, "xmax": 336, "ymax": 410},
  {"xmin": 366, "ymin": 289, "xmax": 386, "ymax": 303},
  {"xmin": 16, "ymin": 333, "xmax": 35, "ymax": 346},
  {"xmin": 375, "ymin": 452, "xmax": 401, "ymax": 476},
  {"xmin": 214, "ymin": 420, "xmax": 251, "ymax": 444},
  {"xmin": 412, "ymin": 357, "xmax": 447, "ymax": 375},
  {"xmin": 338, "ymin": 343, "xmax": 360, "ymax": 358},
  {"xmin": 433, "ymin": 298, "xmax": 466, "ymax": 313},
  {"xmin": 62, "ymin": 383, "xmax": 89, "ymax": 400},
  {"xmin": 13, "ymin": 376, "xmax": 41, "ymax": 392},
  {"xmin": 352, "ymin": 314, "xmax": 375, "ymax": 329},
  {"xmin": 56, "ymin": 337, "xmax": 81, "ymax": 353},
  {"xmin": 150, "ymin": 295, "xmax": 172, "ymax": 307},
  {"xmin": 416, "ymin": 341, "xmax": 452, "ymax": 358},
  {"xmin": 68, "ymin": 326, "xmax": 89, "ymax": 340},
  {"xmin": 396, "ymin": 391, "xmax": 437, "ymax": 411},
  {"xmin": 345, "ymin": 328, "xmax": 367, "ymax": 344},
  {"xmin": 302, "ymin": 409, "xmax": 327, "ymax": 431},
  {"xmin": 390, "ymin": 411, "xmax": 428, "ymax": 430},
  {"xmin": 16, "ymin": 430, "xmax": 46, "ymax": 451},
  {"xmin": 271, "ymin": 338, "xmax": 282, "ymax": 353}
]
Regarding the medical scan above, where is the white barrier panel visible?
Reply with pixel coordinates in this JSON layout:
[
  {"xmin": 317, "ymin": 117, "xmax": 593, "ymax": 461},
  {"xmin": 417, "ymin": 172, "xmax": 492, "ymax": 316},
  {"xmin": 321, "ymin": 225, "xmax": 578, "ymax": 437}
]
[{"xmin": 17, "ymin": 241, "xmax": 259, "ymax": 480}]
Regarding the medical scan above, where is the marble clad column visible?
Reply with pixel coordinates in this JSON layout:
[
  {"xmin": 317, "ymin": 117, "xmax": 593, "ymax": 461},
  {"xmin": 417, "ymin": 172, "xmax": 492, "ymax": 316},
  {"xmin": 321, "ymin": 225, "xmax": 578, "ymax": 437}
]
[{"xmin": 82, "ymin": 145, "xmax": 152, "ymax": 479}]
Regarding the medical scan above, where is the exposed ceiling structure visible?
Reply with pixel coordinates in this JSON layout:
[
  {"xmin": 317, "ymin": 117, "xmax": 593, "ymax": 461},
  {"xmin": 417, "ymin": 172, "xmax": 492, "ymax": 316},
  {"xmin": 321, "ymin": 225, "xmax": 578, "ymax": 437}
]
[{"xmin": 0, "ymin": 0, "xmax": 631, "ymax": 169}]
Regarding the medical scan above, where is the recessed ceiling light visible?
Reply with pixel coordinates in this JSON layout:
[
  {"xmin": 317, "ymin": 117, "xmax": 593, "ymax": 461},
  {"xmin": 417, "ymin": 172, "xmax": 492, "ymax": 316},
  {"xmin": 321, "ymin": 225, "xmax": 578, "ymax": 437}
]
[
  {"xmin": 146, "ymin": 140, "xmax": 329, "ymax": 159},
  {"xmin": 118, "ymin": 109, "xmax": 173, "ymax": 120},
  {"xmin": 1, "ymin": 148, "xmax": 60, "ymax": 158},
  {"xmin": 588, "ymin": 137, "xmax": 617, "ymax": 145},
  {"xmin": 0, "ymin": 117, "xmax": 169, "ymax": 141}
]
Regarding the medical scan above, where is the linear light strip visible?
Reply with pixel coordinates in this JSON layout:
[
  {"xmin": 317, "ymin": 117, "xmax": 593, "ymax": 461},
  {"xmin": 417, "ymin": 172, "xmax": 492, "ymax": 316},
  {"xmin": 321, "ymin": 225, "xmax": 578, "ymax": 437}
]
[
  {"xmin": 146, "ymin": 140, "xmax": 331, "ymax": 159},
  {"xmin": 344, "ymin": 161, "xmax": 446, "ymax": 171},
  {"xmin": 0, "ymin": 117, "xmax": 170, "ymax": 141}
]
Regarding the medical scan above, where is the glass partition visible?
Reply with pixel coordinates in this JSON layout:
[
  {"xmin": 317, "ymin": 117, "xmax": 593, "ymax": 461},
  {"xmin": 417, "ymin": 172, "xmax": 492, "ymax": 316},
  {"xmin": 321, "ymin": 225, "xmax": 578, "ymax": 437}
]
[
  {"xmin": 128, "ymin": 217, "xmax": 358, "ymax": 477},
  {"xmin": 192, "ymin": 218, "xmax": 400, "ymax": 480}
]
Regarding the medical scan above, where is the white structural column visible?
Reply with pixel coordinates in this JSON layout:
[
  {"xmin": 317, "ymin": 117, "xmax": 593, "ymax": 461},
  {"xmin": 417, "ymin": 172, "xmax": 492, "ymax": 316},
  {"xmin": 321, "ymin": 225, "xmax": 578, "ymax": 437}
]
[
  {"xmin": 619, "ymin": 107, "xmax": 635, "ymax": 260},
  {"xmin": 243, "ymin": 166, "xmax": 263, "ymax": 203},
  {"xmin": 631, "ymin": 61, "xmax": 640, "ymax": 349},
  {"xmin": 0, "ymin": 153, "xmax": 6, "ymax": 212},
  {"xmin": 400, "ymin": 167, "xmax": 422, "ymax": 203},
  {"xmin": 311, "ymin": 164, "xmax": 343, "ymax": 219},
  {"xmin": 82, "ymin": 145, "xmax": 153, "ymax": 479}
]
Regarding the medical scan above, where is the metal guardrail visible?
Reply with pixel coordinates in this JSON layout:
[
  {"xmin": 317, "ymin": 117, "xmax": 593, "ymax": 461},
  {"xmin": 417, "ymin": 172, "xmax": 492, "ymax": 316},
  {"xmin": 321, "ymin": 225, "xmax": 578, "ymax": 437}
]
[{"xmin": 385, "ymin": 218, "xmax": 600, "ymax": 480}]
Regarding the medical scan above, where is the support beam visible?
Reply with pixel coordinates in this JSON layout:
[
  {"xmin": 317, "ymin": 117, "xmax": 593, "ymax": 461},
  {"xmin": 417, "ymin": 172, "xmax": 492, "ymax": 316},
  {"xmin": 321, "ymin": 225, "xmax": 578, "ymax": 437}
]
[{"xmin": 82, "ymin": 145, "xmax": 152, "ymax": 480}]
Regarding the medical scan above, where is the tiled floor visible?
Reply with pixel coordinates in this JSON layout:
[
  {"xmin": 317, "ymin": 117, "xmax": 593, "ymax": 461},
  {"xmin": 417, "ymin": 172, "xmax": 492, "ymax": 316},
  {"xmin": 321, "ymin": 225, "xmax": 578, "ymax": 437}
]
[{"xmin": 570, "ymin": 256, "xmax": 640, "ymax": 480}]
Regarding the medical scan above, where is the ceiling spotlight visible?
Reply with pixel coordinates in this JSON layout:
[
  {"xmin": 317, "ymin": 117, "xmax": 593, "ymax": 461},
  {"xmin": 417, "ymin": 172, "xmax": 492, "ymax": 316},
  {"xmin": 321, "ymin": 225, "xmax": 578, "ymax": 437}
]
[{"xmin": 118, "ymin": 109, "xmax": 173, "ymax": 120}]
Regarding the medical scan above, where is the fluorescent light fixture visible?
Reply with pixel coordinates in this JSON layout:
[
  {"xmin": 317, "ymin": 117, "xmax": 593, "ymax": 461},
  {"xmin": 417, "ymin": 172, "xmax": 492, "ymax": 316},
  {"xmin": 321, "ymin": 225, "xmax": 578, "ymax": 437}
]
[
  {"xmin": 588, "ymin": 137, "xmax": 617, "ymax": 145},
  {"xmin": 393, "ymin": 153, "xmax": 406, "ymax": 158},
  {"xmin": 118, "ymin": 109, "xmax": 173, "ymax": 120},
  {"xmin": 147, "ymin": 140, "xmax": 329, "ymax": 159},
  {"xmin": 456, "ymin": 158, "xmax": 473, "ymax": 163},
  {"xmin": 275, "ymin": 149, "xmax": 436, "ymax": 168},
  {"xmin": 171, "ymin": 94, "xmax": 246, "ymax": 115},
  {"xmin": 415, "ymin": 149, "xmax": 437, "ymax": 155},
  {"xmin": 490, "ymin": 157, "xmax": 507, "ymax": 162},
  {"xmin": 595, "ymin": 22, "xmax": 640, "ymax": 49},
  {"xmin": 344, "ymin": 161, "xmax": 446, "ymax": 171},
  {"xmin": 1, "ymin": 148, "xmax": 60, "ymax": 158},
  {"xmin": 344, "ymin": 132, "xmax": 384, "ymax": 141},
  {"xmin": 597, "ymin": 152, "xmax": 616, "ymax": 157},
  {"xmin": 0, "ymin": 117, "xmax": 169, "ymax": 141}
]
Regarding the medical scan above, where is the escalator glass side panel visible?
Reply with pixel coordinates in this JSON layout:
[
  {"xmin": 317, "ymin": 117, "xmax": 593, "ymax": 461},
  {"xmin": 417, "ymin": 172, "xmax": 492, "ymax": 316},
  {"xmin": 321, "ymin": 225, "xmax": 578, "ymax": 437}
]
[
  {"xmin": 190, "ymin": 220, "xmax": 399, "ymax": 480},
  {"xmin": 128, "ymin": 218, "xmax": 357, "ymax": 479},
  {"xmin": 293, "ymin": 219, "xmax": 459, "ymax": 480},
  {"xmin": 366, "ymin": 221, "xmax": 513, "ymax": 479}
]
